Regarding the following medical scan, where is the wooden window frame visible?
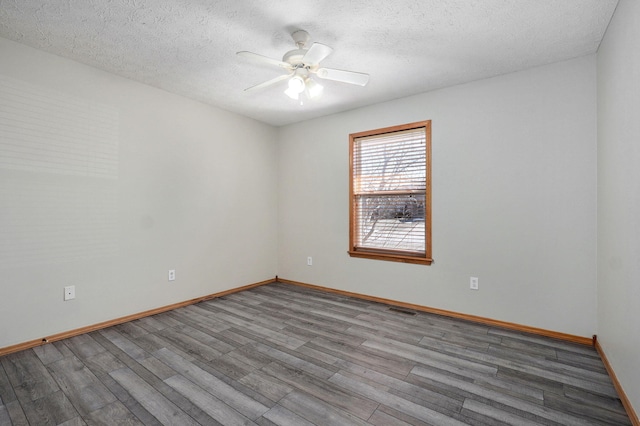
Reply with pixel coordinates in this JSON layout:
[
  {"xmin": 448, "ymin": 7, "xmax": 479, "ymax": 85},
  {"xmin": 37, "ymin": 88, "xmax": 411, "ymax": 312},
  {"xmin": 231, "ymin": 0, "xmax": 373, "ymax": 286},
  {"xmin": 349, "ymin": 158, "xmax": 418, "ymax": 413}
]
[{"xmin": 349, "ymin": 120, "xmax": 432, "ymax": 265}]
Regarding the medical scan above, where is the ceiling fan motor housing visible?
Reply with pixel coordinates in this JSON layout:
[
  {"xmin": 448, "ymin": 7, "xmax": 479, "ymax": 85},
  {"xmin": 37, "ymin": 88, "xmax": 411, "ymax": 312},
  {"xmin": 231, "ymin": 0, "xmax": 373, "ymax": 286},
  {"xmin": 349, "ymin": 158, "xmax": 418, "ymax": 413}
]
[{"xmin": 282, "ymin": 49, "xmax": 308, "ymax": 66}]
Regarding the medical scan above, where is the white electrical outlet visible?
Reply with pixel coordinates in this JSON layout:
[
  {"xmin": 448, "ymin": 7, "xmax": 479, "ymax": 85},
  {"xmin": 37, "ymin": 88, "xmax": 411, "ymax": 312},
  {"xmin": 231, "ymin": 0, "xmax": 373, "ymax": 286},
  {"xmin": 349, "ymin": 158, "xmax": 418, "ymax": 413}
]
[
  {"xmin": 470, "ymin": 277, "xmax": 479, "ymax": 290},
  {"xmin": 307, "ymin": 256, "xmax": 312, "ymax": 266},
  {"xmin": 168, "ymin": 269, "xmax": 176, "ymax": 281},
  {"xmin": 64, "ymin": 285, "xmax": 75, "ymax": 301}
]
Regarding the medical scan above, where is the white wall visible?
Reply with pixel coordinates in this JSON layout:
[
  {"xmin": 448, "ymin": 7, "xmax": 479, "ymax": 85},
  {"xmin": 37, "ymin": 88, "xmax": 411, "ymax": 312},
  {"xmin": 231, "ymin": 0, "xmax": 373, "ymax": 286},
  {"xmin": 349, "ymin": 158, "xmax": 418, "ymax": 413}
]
[
  {"xmin": 597, "ymin": 0, "xmax": 640, "ymax": 413},
  {"xmin": 0, "ymin": 38, "xmax": 278, "ymax": 348},
  {"xmin": 0, "ymin": 29, "xmax": 605, "ymax": 356},
  {"xmin": 278, "ymin": 55, "xmax": 598, "ymax": 337}
]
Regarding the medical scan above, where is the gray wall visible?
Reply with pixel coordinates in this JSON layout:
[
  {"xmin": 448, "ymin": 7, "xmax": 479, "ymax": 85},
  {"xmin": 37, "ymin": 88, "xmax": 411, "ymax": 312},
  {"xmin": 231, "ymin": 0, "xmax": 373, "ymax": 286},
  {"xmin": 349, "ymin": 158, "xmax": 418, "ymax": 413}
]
[
  {"xmin": 277, "ymin": 55, "xmax": 598, "ymax": 338},
  {"xmin": 597, "ymin": 0, "xmax": 640, "ymax": 413},
  {"xmin": 0, "ymin": 38, "xmax": 278, "ymax": 348}
]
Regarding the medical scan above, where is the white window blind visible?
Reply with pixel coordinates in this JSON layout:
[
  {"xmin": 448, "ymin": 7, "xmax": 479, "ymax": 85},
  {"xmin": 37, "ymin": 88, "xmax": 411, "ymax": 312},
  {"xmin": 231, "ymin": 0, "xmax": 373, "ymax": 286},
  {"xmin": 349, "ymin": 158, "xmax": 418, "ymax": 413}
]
[{"xmin": 350, "ymin": 122, "xmax": 431, "ymax": 264}]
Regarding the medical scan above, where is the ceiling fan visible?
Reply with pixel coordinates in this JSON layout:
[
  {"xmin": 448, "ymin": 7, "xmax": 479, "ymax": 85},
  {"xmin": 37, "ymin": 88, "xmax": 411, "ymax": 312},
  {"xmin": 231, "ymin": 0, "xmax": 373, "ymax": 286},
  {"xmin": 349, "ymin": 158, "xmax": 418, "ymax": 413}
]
[{"xmin": 237, "ymin": 30, "xmax": 370, "ymax": 100}]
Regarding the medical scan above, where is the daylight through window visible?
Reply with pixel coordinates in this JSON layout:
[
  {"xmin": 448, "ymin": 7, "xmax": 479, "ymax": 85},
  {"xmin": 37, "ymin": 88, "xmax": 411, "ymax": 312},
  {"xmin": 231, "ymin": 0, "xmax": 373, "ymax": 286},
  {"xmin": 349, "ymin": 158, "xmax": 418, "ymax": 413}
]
[{"xmin": 349, "ymin": 121, "xmax": 432, "ymax": 265}]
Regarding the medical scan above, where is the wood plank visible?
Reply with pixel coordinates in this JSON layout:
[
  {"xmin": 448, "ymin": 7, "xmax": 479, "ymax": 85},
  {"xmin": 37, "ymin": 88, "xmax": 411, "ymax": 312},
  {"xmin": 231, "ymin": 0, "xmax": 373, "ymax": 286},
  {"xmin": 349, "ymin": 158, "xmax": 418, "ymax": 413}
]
[
  {"xmin": 544, "ymin": 389, "xmax": 632, "ymax": 425},
  {"xmin": 295, "ymin": 343, "xmax": 341, "ymax": 366},
  {"xmin": 563, "ymin": 385, "xmax": 629, "ymax": 416},
  {"xmin": 84, "ymin": 400, "xmax": 144, "ymax": 426},
  {"xmin": 139, "ymin": 357, "xmax": 177, "ymax": 381},
  {"xmin": 0, "ymin": 404, "xmax": 10, "ymax": 425},
  {"xmin": 153, "ymin": 347, "xmax": 269, "ymax": 420},
  {"xmin": 21, "ymin": 390, "xmax": 79, "ymax": 426},
  {"xmin": 47, "ymin": 356, "xmax": 116, "ymax": 416},
  {"xmin": 345, "ymin": 321, "xmax": 426, "ymax": 345},
  {"xmin": 99, "ymin": 330, "xmax": 148, "ymax": 361},
  {"xmin": 190, "ymin": 358, "xmax": 277, "ymax": 410},
  {"xmin": 53, "ymin": 341, "xmax": 76, "ymax": 358},
  {"xmin": 329, "ymin": 372, "xmax": 468, "ymax": 426},
  {"xmin": 486, "ymin": 344, "xmax": 612, "ymax": 385},
  {"xmin": 92, "ymin": 373, "xmax": 161, "ymax": 426},
  {"xmin": 174, "ymin": 324, "xmax": 236, "ymax": 354},
  {"xmin": 156, "ymin": 327, "xmax": 225, "ymax": 362},
  {"xmin": 260, "ymin": 361, "xmax": 378, "ymax": 420},
  {"xmin": 109, "ymin": 367, "xmax": 199, "ymax": 426},
  {"xmin": 165, "ymin": 374, "xmax": 257, "ymax": 425},
  {"xmin": 206, "ymin": 299, "xmax": 288, "ymax": 331},
  {"xmin": 4, "ymin": 400, "xmax": 29, "ymax": 426},
  {"xmin": 197, "ymin": 307, "xmax": 307, "ymax": 350},
  {"xmin": 278, "ymin": 390, "xmax": 370, "ymax": 426},
  {"xmin": 556, "ymin": 348, "xmax": 608, "ymax": 372},
  {"xmin": 224, "ymin": 345, "xmax": 277, "ymax": 371},
  {"xmin": 410, "ymin": 365, "xmax": 605, "ymax": 426},
  {"xmin": 336, "ymin": 359, "xmax": 464, "ymax": 412},
  {"xmin": 218, "ymin": 328, "xmax": 258, "ymax": 347},
  {"xmin": 206, "ymin": 352, "xmax": 255, "ymax": 381},
  {"xmin": 58, "ymin": 416, "xmax": 87, "ymax": 426},
  {"xmin": 116, "ymin": 322, "xmax": 150, "ymax": 340},
  {"xmin": 2, "ymin": 350, "xmax": 60, "ymax": 403},
  {"xmin": 462, "ymin": 399, "xmax": 541, "ymax": 426},
  {"xmin": 0, "ymin": 363, "xmax": 17, "ymax": 404},
  {"xmin": 362, "ymin": 337, "xmax": 498, "ymax": 377},
  {"xmin": 82, "ymin": 350, "xmax": 127, "ymax": 376},
  {"xmin": 251, "ymin": 342, "xmax": 337, "ymax": 380},
  {"xmin": 368, "ymin": 408, "xmax": 417, "ymax": 426},
  {"xmin": 32, "ymin": 343, "xmax": 65, "ymax": 365},
  {"xmin": 129, "ymin": 332, "xmax": 197, "ymax": 363},
  {"xmin": 64, "ymin": 334, "xmax": 106, "ymax": 359},
  {"xmin": 168, "ymin": 306, "xmax": 231, "ymax": 334},
  {"xmin": 262, "ymin": 404, "xmax": 315, "ymax": 426},
  {"xmin": 237, "ymin": 371, "xmax": 294, "ymax": 404},
  {"xmin": 472, "ymin": 375, "xmax": 544, "ymax": 404},
  {"xmin": 308, "ymin": 336, "xmax": 414, "ymax": 378},
  {"xmin": 134, "ymin": 316, "xmax": 171, "ymax": 333},
  {"xmin": 282, "ymin": 319, "xmax": 363, "ymax": 344}
]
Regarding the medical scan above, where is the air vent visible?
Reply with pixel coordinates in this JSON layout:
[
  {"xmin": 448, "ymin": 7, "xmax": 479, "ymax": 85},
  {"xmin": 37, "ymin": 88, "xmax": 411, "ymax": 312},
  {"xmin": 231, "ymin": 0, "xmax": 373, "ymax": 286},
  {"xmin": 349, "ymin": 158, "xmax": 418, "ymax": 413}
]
[{"xmin": 388, "ymin": 307, "xmax": 417, "ymax": 316}]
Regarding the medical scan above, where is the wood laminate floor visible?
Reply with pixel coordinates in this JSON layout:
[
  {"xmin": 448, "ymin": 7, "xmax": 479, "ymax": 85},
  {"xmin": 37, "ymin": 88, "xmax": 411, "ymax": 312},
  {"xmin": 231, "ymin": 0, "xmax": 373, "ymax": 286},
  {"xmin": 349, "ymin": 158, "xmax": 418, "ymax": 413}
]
[{"xmin": 0, "ymin": 282, "xmax": 632, "ymax": 425}]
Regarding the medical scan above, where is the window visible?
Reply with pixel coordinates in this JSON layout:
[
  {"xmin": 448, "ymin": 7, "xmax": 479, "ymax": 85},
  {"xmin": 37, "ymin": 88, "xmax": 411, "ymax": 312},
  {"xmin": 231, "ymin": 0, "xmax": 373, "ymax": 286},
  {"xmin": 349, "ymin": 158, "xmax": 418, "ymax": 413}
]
[{"xmin": 349, "ymin": 121, "xmax": 432, "ymax": 265}]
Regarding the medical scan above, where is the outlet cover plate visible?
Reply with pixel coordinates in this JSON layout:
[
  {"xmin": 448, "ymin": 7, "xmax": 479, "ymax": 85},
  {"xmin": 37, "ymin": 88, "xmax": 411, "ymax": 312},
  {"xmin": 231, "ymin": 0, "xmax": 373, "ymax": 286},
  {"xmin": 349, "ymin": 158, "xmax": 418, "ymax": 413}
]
[
  {"xmin": 64, "ymin": 285, "xmax": 76, "ymax": 301},
  {"xmin": 470, "ymin": 277, "xmax": 479, "ymax": 290},
  {"xmin": 168, "ymin": 270, "xmax": 176, "ymax": 281}
]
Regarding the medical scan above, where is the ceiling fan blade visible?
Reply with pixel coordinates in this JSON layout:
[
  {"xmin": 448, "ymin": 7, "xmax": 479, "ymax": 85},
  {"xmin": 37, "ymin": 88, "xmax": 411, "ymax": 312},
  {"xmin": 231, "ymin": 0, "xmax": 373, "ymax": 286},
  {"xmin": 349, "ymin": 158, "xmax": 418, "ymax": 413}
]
[
  {"xmin": 316, "ymin": 68, "xmax": 370, "ymax": 86},
  {"xmin": 236, "ymin": 51, "xmax": 292, "ymax": 70},
  {"xmin": 243, "ymin": 73, "xmax": 291, "ymax": 92},
  {"xmin": 302, "ymin": 43, "xmax": 333, "ymax": 65}
]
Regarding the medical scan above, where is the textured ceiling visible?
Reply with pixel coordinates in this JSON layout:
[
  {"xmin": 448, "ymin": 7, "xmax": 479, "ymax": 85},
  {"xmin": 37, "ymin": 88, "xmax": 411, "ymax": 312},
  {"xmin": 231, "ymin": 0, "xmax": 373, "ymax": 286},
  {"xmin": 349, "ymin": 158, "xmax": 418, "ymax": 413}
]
[{"xmin": 0, "ymin": 0, "xmax": 619, "ymax": 126}]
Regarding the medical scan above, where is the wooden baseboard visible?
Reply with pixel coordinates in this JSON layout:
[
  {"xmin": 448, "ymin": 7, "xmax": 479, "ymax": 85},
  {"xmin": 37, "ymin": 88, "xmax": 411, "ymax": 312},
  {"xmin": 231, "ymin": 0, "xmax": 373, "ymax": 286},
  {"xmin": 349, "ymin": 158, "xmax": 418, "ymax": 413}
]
[
  {"xmin": 594, "ymin": 336, "xmax": 640, "ymax": 425},
  {"xmin": 278, "ymin": 278, "xmax": 594, "ymax": 346},
  {"xmin": 0, "ymin": 277, "xmax": 276, "ymax": 357}
]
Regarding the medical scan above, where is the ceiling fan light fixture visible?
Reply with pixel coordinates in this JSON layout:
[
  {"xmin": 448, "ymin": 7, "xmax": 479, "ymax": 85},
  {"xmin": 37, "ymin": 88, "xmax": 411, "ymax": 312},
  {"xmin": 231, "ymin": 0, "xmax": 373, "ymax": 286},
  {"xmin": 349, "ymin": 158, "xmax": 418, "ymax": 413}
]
[
  {"xmin": 287, "ymin": 75, "xmax": 306, "ymax": 94},
  {"xmin": 305, "ymin": 78, "xmax": 323, "ymax": 99},
  {"xmin": 284, "ymin": 86, "xmax": 300, "ymax": 100}
]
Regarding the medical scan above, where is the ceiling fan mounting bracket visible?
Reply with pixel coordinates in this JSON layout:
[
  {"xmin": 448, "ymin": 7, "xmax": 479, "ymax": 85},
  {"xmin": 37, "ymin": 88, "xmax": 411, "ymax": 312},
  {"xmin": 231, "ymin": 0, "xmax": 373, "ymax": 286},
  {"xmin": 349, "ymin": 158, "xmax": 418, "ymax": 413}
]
[{"xmin": 291, "ymin": 30, "xmax": 311, "ymax": 49}]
